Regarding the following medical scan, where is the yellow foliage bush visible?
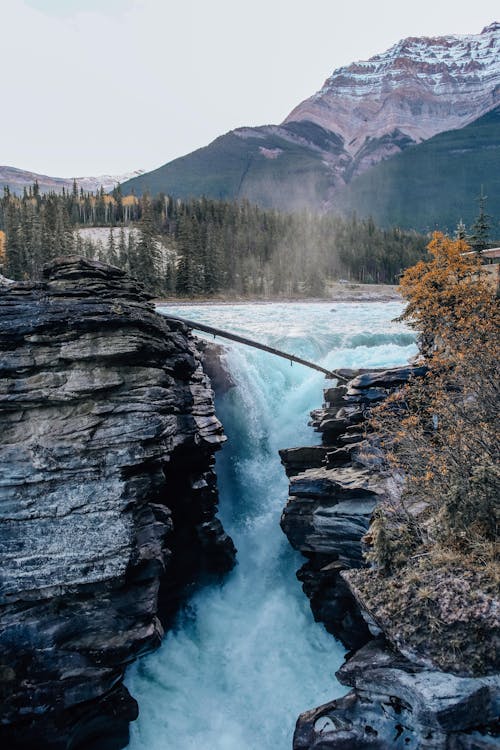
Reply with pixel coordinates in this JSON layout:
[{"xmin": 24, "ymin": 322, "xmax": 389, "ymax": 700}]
[{"xmin": 357, "ymin": 232, "xmax": 499, "ymax": 673}]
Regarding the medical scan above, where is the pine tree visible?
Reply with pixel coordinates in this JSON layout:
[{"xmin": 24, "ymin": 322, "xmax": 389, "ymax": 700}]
[
  {"xmin": 455, "ymin": 219, "xmax": 468, "ymax": 241},
  {"xmin": 469, "ymin": 187, "xmax": 491, "ymax": 254},
  {"xmin": 134, "ymin": 195, "xmax": 160, "ymax": 292},
  {"xmin": 204, "ymin": 223, "xmax": 223, "ymax": 294},
  {"xmin": 107, "ymin": 227, "xmax": 119, "ymax": 267},
  {"xmin": 118, "ymin": 226, "xmax": 127, "ymax": 268},
  {"xmin": 4, "ymin": 197, "xmax": 24, "ymax": 279},
  {"xmin": 175, "ymin": 213, "xmax": 194, "ymax": 296},
  {"xmin": 127, "ymin": 231, "xmax": 139, "ymax": 278}
]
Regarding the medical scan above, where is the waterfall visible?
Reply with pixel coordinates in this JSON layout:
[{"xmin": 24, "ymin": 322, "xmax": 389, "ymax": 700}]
[{"xmin": 126, "ymin": 301, "xmax": 417, "ymax": 750}]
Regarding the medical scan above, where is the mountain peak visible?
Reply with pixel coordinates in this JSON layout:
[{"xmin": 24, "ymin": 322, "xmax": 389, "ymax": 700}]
[
  {"xmin": 481, "ymin": 21, "xmax": 500, "ymax": 33},
  {"xmin": 284, "ymin": 23, "xmax": 500, "ymax": 156},
  {"xmin": 120, "ymin": 22, "xmax": 500, "ymax": 224}
]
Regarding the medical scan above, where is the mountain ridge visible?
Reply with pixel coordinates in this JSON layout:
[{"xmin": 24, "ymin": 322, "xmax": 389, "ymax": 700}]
[
  {"xmin": 285, "ymin": 21, "xmax": 500, "ymax": 157},
  {"xmin": 335, "ymin": 104, "xmax": 500, "ymax": 231},
  {"xmin": 118, "ymin": 21, "xmax": 500, "ymax": 222},
  {"xmin": 4, "ymin": 23, "xmax": 499, "ymax": 229},
  {"xmin": 0, "ymin": 165, "xmax": 145, "ymax": 196}
]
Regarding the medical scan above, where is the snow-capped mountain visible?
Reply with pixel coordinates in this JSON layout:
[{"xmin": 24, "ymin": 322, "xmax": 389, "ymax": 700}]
[
  {"xmin": 285, "ymin": 22, "xmax": 500, "ymax": 165},
  {"xmin": 120, "ymin": 22, "xmax": 500, "ymax": 219},
  {"xmin": 0, "ymin": 166, "xmax": 145, "ymax": 196},
  {"xmin": 6, "ymin": 23, "xmax": 498, "ymax": 229}
]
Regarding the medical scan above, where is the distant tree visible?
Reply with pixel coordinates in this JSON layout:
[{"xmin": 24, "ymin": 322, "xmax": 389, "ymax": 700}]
[
  {"xmin": 469, "ymin": 187, "xmax": 491, "ymax": 253},
  {"xmin": 204, "ymin": 223, "xmax": 223, "ymax": 294},
  {"xmin": 454, "ymin": 218, "xmax": 468, "ymax": 241},
  {"xmin": 133, "ymin": 195, "xmax": 160, "ymax": 292},
  {"xmin": 107, "ymin": 227, "xmax": 119, "ymax": 267},
  {"xmin": 0, "ymin": 184, "xmax": 432, "ymax": 296},
  {"xmin": 118, "ymin": 226, "xmax": 127, "ymax": 267},
  {"xmin": 175, "ymin": 213, "xmax": 196, "ymax": 296},
  {"xmin": 305, "ymin": 265, "xmax": 325, "ymax": 297},
  {"xmin": 4, "ymin": 194, "xmax": 25, "ymax": 279}
]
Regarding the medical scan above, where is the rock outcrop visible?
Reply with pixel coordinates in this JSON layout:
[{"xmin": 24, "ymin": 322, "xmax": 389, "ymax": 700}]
[
  {"xmin": 280, "ymin": 365, "xmax": 500, "ymax": 749},
  {"xmin": 0, "ymin": 257, "xmax": 236, "ymax": 749},
  {"xmin": 294, "ymin": 639, "xmax": 500, "ymax": 750},
  {"xmin": 280, "ymin": 365, "xmax": 425, "ymax": 649}
]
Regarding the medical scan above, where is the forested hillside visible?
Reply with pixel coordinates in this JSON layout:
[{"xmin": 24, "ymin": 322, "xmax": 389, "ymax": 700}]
[
  {"xmin": 353, "ymin": 233, "xmax": 499, "ymax": 674},
  {"xmin": 118, "ymin": 122, "xmax": 346, "ymax": 212},
  {"xmin": 0, "ymin": 185, "xmax": 427, "ymax": 297},
  {"xmin": 336, "ymin": 107, "xmax": 500, "ymax": 231}
]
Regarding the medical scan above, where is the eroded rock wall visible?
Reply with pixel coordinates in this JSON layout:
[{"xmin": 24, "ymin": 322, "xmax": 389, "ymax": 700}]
[
  {"xmin": 0, "ymin": 257, "xmax": 235, "ymax": 749},
  {"xmin": 280, "ymin": 366, "xmax": 500, "ymax": 749},
  {"xmin": 280, "ymin": 366, "xmax": 425, "ymax": 649},
  {"xmin": 294, "ymin": 639, "xmax": 500, "ymax": 750}
]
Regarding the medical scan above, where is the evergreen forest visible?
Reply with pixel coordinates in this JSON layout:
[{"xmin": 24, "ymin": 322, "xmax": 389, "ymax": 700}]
[{"xmin": 0, "ymin": 183, "xmax": 429, "ymax": 297}]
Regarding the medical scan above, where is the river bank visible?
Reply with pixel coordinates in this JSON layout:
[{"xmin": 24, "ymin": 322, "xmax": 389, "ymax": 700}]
[
  {"xmin": 126, "ymin": 299, "xmax": 418, "ymax": 749},
  {"xmin": 10, "ymin": 266, "xmax": 486, "ymax": 749},
  {"xmin": 0, "ymin": 268, "xmax": 413, "ymax": 749},
  {"xmin": 154, "ymin": 282, "xmax": 401, "ymax": 306}
]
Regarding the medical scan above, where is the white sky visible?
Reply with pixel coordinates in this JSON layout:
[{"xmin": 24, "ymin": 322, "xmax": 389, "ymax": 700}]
[{"xmin": 2, "ymin": 0, "xmax": 499, "ymax": 176}]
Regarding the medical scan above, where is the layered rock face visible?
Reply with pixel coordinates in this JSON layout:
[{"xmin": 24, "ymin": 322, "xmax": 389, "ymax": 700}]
[
  {"xmin": 294, "ymin": 639, "xmax": 500, "ymax": 750},
  {"xmin": 0, "ymin": 257, "xmax": 235, "ymax": 749},
  {"xmin": 280, "ymin": 366, "xmax": 499, "ymax": 749},
  {"xmin": 285, "ymin": 22, "xmax": 500, "ymax": 174},
  {"xmin": 280, "ymin": 366, "xmax": 425, "ymax": 649}
]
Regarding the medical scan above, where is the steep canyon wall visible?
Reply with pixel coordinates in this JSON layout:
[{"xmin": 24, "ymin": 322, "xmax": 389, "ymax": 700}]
[{"xmin": 0, "ymin": 257, "xmax": 235, "ymax": 749}]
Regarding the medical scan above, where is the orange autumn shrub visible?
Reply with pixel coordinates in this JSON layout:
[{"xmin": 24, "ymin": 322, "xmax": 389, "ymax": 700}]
[
  {"xmin": 371, "ymin": 232, "xmax": 499, "ymax": 564},
  {"xmin": 351, "ymin": 233, "xmax": 499, "ymax": 674}
]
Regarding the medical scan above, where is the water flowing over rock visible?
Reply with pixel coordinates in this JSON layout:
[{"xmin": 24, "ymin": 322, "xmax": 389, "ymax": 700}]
[
  {"xmin": 280, "ymin": 365, "xmax": 500, "ymax": 749},
  {"xmin": 0, "ymin": 257, "xmax": 235, "ymax": 749}
]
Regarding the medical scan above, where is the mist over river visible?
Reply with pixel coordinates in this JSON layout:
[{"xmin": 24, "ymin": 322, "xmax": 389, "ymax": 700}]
[{"xmin": 125, "ymin": 302, "xmax": 417, "ymax": 750}]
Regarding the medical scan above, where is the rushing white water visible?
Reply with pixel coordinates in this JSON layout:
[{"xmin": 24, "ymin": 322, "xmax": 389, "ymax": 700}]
[{"xmin": 126, "ymin": 302, "xmax": 417, "ymax": 750}]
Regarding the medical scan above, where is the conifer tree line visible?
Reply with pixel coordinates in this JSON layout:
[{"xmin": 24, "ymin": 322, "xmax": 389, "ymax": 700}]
[{"xmin": 1, "ymin": 183, "xmax": 435, "ymax": 296}]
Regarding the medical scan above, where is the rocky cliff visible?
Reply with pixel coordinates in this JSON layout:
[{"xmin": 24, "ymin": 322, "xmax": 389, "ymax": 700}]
[
  {"xmin": 280, "ymin": 367, "xmax": 500, "ymax": 749},
  {"xmin": 280, "ymin": 366, "xmax": 425, "ymax": 650},
  {"xmin": 0, "ymin": 257, "xmax": 235, "ymax": 749}
]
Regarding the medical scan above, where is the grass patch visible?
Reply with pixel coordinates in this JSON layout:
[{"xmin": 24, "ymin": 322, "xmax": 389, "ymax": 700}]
[{"xmin": 348, "ymin": 547, "xmax": 499, "ymax": 676}]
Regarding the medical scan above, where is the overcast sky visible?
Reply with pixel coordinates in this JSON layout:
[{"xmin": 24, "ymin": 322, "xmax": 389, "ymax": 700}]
[{"xmin": 2, "ymin": 0, "xmax": 499, "ymax": 177}]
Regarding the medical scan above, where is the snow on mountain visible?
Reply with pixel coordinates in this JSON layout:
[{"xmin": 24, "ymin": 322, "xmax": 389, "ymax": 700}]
[
  {"xmin": 71, "ymin": 171, "xmax": 146, "ymax": 193},
  {"xmin": 120, "ymin": 21, "xmax": 500, "ymax": 210},
  {"xmin": 0, "ymin": 166, "xmax": 145, "ymax": 195},
  {"xmin": 284, "ymin": 22, "xmax": 500, "ymax": 157}
]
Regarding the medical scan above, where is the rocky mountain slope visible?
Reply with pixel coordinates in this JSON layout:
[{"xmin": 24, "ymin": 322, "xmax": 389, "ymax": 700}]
[
  {"xmin": 0, "ymin": 166, "xmax": 145, "ymax": 196},
  {"xmin": 122, "ymin": 120, "xmax": 350, "ymax": 211},
  {"xmin": 120, "ymin": 22, "xmax": 500, "ymax": 226},
  {"xmin": 286, "ymin": 22, "xmax": 500, "ymax": 164},
  {"xmin": 0, "ymin": 257, "xmax": 235, "ymax": 749}
]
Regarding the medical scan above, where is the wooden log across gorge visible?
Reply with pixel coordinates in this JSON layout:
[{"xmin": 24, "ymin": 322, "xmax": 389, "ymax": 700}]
[{"xmin": 162, "ymin": 314, "xmax": 349, "ymax": 382}]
